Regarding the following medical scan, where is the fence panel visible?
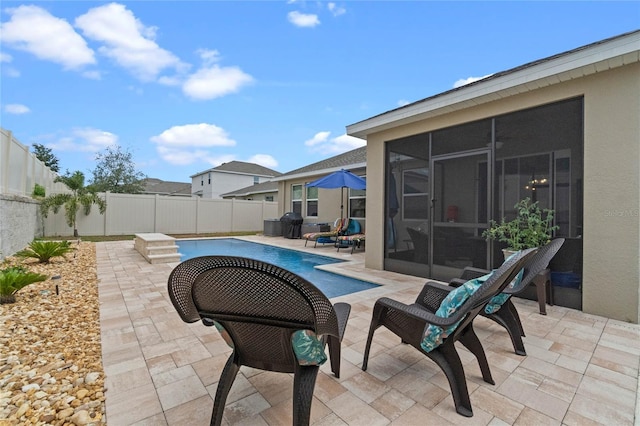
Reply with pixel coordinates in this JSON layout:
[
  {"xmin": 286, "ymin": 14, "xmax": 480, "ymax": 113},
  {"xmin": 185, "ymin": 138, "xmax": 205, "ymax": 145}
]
[
  {"xmin": 156, "ymin": 196, "xmax": 198, "ymax": 234},
  {"xmin": 104, "ymin": 193, "xmax": 156, "ymax": 235},
  {"xmin": 1, "ymin": 128, "xmax": 68, "ymax": 197},
  {"xmin": 41, "ymin": 192, "xmax": 277, "ymax": 236},
  {"xmin": 196, "ymin": 198, "xmax": 233, "ymax": 233}
]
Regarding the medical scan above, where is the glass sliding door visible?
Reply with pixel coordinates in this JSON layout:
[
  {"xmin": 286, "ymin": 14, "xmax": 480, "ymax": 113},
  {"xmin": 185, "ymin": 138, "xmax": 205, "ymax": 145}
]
[{"xmin": 430, "ymin": 150, "xmax": 491, "ymax": 281}]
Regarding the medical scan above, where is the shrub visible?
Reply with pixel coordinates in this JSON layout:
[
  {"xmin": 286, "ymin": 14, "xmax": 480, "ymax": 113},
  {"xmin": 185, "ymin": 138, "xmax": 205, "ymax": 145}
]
[
  {"xmin": 32, "ymin": 183, "xmax": 46, "ymax": 198},
  {"xmin": 0, "ymin": 266, "xmax": 48, "ymax": 304},
  {"xmin": 14, "ymin": 240, "xmax": 74, "ymax": 263}
]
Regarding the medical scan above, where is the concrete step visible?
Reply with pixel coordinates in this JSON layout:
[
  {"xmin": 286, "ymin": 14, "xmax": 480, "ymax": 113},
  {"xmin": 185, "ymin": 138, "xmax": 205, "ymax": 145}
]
[
  {"xmin": 134, "ymin": 233, "xmax": 182, "ymax": 264},
  {"xmin": 146, "ymin": 245, "xmax": 179, "ymax": 255},
  {"xmin": 147, "ymin": 253, "xmax": 182, "ymax": 264}
]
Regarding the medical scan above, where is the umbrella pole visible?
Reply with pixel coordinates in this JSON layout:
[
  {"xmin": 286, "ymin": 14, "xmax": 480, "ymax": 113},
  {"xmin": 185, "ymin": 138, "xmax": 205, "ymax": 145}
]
[{"xmin": 340, "ymin": 186, "xmax": 344, "ymax": 220}]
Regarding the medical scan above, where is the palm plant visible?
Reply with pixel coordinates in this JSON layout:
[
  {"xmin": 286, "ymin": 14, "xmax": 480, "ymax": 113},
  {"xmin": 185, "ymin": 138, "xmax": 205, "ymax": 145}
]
[
  {"xmin": 40, "ymin": 171, "xmax": 107, "ymax": 237},
  {"xmin": 15, "ymin": 240, "xmax": 74, "ymax": 263},
  {"xmin": 0, "ymin": 266, "xmax": 48, "ymax": 304}
]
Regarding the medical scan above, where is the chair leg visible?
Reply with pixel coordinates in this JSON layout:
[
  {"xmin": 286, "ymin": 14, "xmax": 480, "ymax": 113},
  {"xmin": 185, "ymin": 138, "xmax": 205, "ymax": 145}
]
[
  {"xmin": 292, "ymin": 364, "xmax": 319, "ymax": 426},
  {"xmin": 362, "ymin": 306, "xmax": 384, "ymax": 371},
  {"xmin": 427, "ymin": 343, "xmax": 473, "ymax": 417},
  {"xmin": 533, "ymin": 272, "xmax": 548, "ymax": 315},
  {"xmin": 492, "ymin": 302, "xmax": 527, "ymax": 356},
  {"xmin": 210, "ymin": 354, "xmax": 240, "ymax": 426},
  {"xmin": 327, "ymin": 335, "xmax": 341, "ymax": 378},
  {"xmin": 458, "ymin": 324, "xmax": 494, "ymax": 385}
]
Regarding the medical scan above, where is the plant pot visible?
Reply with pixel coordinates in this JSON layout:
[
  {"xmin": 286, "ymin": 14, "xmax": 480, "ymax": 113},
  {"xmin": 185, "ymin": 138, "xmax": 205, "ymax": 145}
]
[{"xmin": 502, "ymin": 248, "xmax": 519, "ymax": 260}]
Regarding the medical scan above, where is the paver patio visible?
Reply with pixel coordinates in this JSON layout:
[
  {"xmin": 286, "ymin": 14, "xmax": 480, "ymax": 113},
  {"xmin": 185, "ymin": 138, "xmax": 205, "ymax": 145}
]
[{"xmin": 96, "ymin": 236, "xmax": 640, "ymax": 425}]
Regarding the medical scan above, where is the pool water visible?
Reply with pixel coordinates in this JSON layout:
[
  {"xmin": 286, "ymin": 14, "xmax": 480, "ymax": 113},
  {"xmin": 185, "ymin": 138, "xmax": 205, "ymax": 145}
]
[{"xmin": 176, "ymin": 238, "xmax": 379, "ymax": 298}]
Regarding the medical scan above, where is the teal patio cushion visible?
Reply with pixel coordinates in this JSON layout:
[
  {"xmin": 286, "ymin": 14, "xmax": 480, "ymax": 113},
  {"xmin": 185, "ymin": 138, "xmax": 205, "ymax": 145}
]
[
  {"xmin": 420, "ymin": 276, "xmax": 486, "ymax": 352},
  {"xmin": 291, "ymin": 329, "xmax": 327, "ymax": 366}
]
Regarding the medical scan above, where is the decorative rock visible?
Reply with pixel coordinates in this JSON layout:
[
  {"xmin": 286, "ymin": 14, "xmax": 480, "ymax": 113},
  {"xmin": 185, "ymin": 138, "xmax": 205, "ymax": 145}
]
[
  {"xmin": 84, "ymin": 372, "xmax": 100, "ymax": 384},
  {"xmin": 22, "ymin": 383, "xmax": 40, "ymax": 392},
  {"xmin": 70, "ymin": 409, "xmax": 92, "ymax": 425},
  {"xmin": 58, "ymin": 407, "xmax": 74, "ymax": 419},
  {"xmin": 0, "ymin": 243, "xmax": 105, "ymax": 424}
]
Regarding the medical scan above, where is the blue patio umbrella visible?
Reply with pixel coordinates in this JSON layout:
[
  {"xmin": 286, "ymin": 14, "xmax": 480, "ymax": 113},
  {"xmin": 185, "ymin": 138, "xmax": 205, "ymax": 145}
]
[{"xmin": 306, "ymin": 169, "xmax": 366, "ymax": 219}]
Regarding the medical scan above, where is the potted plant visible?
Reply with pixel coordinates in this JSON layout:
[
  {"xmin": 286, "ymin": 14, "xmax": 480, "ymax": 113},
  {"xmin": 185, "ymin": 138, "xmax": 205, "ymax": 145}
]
[{"xmin": 483, "ymin": 198, "xmax": 559, "ymax": 258}]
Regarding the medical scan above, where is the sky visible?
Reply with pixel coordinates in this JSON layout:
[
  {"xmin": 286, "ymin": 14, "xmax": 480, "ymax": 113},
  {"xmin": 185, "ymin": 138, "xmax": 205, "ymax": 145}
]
[{"xmin": 1, "ymin": 1, "xmax": 638, "ymax": 183}]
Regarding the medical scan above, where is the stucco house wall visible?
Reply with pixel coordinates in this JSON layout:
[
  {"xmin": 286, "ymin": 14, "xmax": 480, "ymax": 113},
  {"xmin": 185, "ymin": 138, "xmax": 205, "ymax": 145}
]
[{"xmin": 360, "ymin": 60, "xmax": 639, "ymax": 323}]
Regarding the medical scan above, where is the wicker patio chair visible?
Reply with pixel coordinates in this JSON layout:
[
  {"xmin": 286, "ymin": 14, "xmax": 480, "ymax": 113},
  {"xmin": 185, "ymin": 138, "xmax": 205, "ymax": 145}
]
[
  {"xmin": 450, "ymin": 238, "xmax": 565, "ymax": 355},
  {"xmin": 167, "ymin": 255, "xmax": 351, "ymax": 426},
  {"xmin": 362, "ymin": 248, "xmax": 537, "ymax": 417}
]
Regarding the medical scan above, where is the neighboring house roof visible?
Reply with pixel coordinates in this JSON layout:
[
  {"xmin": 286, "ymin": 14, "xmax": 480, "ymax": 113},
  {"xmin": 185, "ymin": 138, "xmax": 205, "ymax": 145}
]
[
  {"xmin": 190, "ymin": 160, "xmax": 282, "ymax": 178},
  {"xmin": 221, "ymin": 181, "xmax": 279, "ymax": 198},
  {"xmin": 142, "ymin": 178, "xmax": 192, "ymax": 196},
  {"xmin": 272, "ymin": 146, "xmax": 367, "ymax": 181},
  {"xmin": 347, "ymin": 30, "xmax": 640, "ymax": 138}
]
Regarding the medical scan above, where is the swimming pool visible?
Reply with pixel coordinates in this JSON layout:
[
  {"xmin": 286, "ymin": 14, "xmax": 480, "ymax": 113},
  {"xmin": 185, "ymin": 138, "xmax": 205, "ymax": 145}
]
[{"xmin": 176, "ymin": 238, "xmax": 379, "ymax": 298}]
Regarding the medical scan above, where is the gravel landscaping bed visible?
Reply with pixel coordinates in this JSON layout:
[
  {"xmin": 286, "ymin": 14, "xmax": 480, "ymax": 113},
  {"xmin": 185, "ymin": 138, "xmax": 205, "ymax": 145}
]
[{"xmin": 1, "ymin": 241, "xmax": 106, "ymax": 425}]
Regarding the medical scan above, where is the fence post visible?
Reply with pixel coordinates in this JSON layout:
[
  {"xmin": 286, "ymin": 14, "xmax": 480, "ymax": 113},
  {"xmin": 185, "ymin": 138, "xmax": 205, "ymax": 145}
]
[
  {"xmin": 195, "ymin": 196, "xmax": 200, "ymax": 234},
  {"xmin": 0, "ymin": 130, "xmax": 10, "ymax": 194},
  {"xmin": 103, "ymin": 192, "xmax": 110, "ymax": 236},
  {"xmin": 154, "ymin": 194, "xmax": 159, "ymax": 232}
]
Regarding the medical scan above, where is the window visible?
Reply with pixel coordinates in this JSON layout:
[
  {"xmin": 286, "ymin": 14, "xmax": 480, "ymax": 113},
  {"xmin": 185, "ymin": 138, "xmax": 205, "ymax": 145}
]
[
  {"xmin": 402, "ymin": 168, "xmax": 429, "ymax": 220},
  {"xmin": 201, "ymin": 176, "xmax": 204, "ymax": 186},
  {"xmin": 306, "ymin": 186, "xmax": 318, "ymax": 217},
  {"xmin": 349, "ymin": 183, "xmax": 366, "ymax": 218},
  {"xmin": 208, "ymin": 173, "xmax": 211, "ymax": 184},
  {"xmin": 291, "ymin": 184, "xmax": 302, "ymax": 214},
  {"xmin": 265, "ymin": 196, "xmax": 274, "ymax": 202},
  {"xmin": 254, "ymin": 176, "xmax": 259, "ymax": 184}
]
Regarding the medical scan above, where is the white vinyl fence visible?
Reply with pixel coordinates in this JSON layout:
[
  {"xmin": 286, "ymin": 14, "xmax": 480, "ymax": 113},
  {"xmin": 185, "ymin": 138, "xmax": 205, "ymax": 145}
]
[
  {"xmin": 1, "ymin": 127, "xmax": 68, "ymax": 197},
  {"xmin": 42, "ymin": 191, "xmax": 279, "ymax": 237}
]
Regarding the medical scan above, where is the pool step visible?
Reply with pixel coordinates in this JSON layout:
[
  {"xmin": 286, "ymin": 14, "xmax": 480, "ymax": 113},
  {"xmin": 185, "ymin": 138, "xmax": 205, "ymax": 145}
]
[{"xmin": 134, "ymin": 233, "xmax": 182, "ymax": 264}]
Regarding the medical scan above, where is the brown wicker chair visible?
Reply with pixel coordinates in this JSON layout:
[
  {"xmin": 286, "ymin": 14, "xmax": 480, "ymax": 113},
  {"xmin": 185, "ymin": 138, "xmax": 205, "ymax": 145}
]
[
  {"xmin": 449, "ymin": 238, "xmax": 565, "ymax": 356},
  {"xmin": 362, "ymin": 248, "xmax": 537, "ymax": 417},
  {"xmin": 167, "ymin": 256, "xmax": 351, "ymax": 426}
]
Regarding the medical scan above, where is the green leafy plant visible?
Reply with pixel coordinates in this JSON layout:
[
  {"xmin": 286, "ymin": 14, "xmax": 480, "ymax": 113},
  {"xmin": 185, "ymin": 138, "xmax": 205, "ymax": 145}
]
[
  {"xmin": 0, "ymin": 266, "xmax": 48, "ymax": 304},
  {"xmin": 14, "ymin": 240, "xmax": 74, "ymax": 263},
  {"xmin": 482, "ymin": 198, "xmax": 559, "ymax": 250},
  {"xmin": 40, "ymin": 170, "xmax": 107, "ymax": 237},
  {"xmin": 32, "ymin": 183, "xmax": 46, "ymax": 198}
]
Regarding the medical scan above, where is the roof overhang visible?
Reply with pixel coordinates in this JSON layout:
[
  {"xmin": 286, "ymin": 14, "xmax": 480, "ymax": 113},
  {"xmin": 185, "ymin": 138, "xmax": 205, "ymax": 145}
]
[
  {"xmin": 270, "ymin": 162, "xmax": 367, "ymax": 182},
  {"xmin": 347, "ymin": 31, "xmax": 640, "ymax": 139}
]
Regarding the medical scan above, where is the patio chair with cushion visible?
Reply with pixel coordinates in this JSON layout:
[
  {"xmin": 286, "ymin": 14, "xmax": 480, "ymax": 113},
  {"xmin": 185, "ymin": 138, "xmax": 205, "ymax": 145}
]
[
  {"xmin": 362, "ymin": 248, "xmax": 537, "ymax": 417},
  {"xmin": 167, "ymin": 256, "xmax": 351, "ymax": 426},
  {"xmin": 449, "ymin": 238, "xmax": 565, "ymax": 355},
  {"xmin": 303, "ymin": 217, "xmax": 349, "ymax": 247}
]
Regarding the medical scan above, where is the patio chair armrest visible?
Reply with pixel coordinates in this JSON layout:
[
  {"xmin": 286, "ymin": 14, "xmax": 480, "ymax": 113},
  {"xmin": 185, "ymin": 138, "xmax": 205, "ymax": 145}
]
[{"xmin": 375, "ymin": 297, "xmax": 460, "ymax": 328}]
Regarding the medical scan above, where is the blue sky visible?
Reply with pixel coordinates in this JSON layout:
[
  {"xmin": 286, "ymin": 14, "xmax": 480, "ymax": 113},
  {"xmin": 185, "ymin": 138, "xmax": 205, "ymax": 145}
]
[{"xmin": 1, "ymin": 1, "xmax": 638, "ymax": 183}]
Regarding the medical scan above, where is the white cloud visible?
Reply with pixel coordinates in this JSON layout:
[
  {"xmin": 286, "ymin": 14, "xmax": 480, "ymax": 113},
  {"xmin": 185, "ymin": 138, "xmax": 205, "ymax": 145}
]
[
  {"xmin": 150, "ymin": 123, "xmax": 237, "ymax": 166},
  {"xmin": 397, "ymin": 99, "xmax": 411, "ymax": 107},
  {"xmin": 453, "ymin": 74, "xmax": 492, "ymax": 88},
  {"xmin": 0, "ymin": 5, "xmax": 96, "ymax": 70},
  {"xmin": 48, "ymin": 127, "xmax": 118, "ymax": 152},
  {"xmin": 4, "ymin": 104, "xmax": 30, "ymax": 114},
  {"xmin": 304, "ymin": 131, "xmax": 331, "ymax": 147},
  {"xmin": 305, "ymin": 132, "xmax": 365, "ymax": 155},
  {"xmin": 327, "ymin": 3, "xmax": 346, "ymax": 16},
  {"xmin": 287, "ymin": 11, "xmax": 320, "ymax": 28},
  {"xmin": 248, "ymin": 154, "xmax": 278, "ymax": 169},
  {"xmin": 75, "ymin": 3, "xmax": 184, "ymax": 82},
  {"xmin": 0, "ymin": 53, "xmax": 12, "ymax": 62},
  {"xmin": 182, "ymin": 65, "xmax": 254, "ymax": 100}
]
